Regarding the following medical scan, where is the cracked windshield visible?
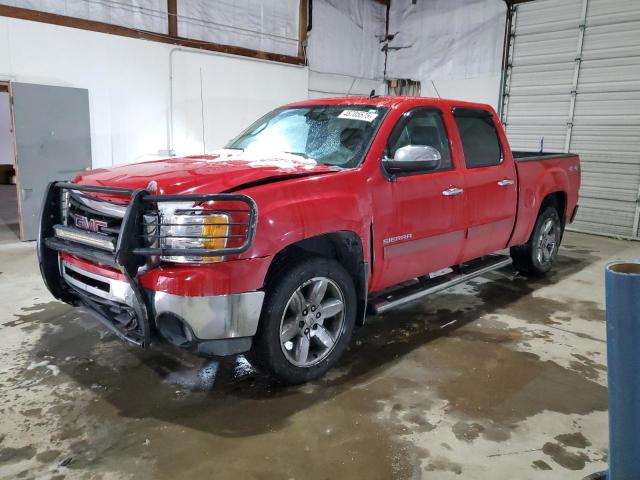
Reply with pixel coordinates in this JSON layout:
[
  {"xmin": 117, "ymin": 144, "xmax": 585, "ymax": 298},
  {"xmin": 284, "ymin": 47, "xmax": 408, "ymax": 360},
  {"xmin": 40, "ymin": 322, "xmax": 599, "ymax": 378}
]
[{"xmin": 226, "ymin": 105, "xmax": 388, "ymax": 168}]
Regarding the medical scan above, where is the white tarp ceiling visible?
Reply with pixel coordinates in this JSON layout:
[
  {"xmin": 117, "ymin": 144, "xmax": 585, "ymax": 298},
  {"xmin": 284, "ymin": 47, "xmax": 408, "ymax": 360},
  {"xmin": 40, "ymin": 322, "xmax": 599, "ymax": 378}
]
[
  {"xmin": 386, "ymin": 0, "xmax": 505, "ymax": 84},
  {"xmin": 1, "ymin": 0, "xmax": 169, "ymax": 33},
  {"xmin": 306, "ymin": 0, "xmax": 386, "ymax": 81},
  {"xmin": 1, "ymin": 0, "xmax": 301, "ymax": 57},
  {"xmin": 1, "ymin": 0, "xmax": 508, "ymax": 105},
  {"xmin": 177, "ymin": 0, "xmax": 299, "ymax": 57}
]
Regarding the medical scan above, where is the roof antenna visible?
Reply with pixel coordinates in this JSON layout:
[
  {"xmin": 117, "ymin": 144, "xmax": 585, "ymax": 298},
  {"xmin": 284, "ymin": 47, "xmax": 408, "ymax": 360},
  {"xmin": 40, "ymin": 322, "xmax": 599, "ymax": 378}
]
[
  {"xmin": 431, "ymin": 80, "xmax": 441, "ymax": 98},
  {"xmin": 369, "ymin": 89, "xmax": 377, "ymax": 99},
  {"xmin": 539, "ymin": 137, "xmax": 544, "ymax": 154}
]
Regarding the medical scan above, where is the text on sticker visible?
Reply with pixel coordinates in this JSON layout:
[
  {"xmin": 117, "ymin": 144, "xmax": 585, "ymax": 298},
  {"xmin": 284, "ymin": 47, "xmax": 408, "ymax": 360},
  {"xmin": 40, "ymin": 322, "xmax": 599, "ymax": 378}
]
[{"xmin": 338, "ymin": 110, "xmax": 378, "ymax": 122}]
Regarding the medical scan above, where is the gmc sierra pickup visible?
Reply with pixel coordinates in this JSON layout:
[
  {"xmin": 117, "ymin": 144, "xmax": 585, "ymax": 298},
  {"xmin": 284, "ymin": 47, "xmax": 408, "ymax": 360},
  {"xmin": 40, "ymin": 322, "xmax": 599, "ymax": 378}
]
[{"xmin": 38, "ymin": 96, "xmax": 580, "ymax": 384}]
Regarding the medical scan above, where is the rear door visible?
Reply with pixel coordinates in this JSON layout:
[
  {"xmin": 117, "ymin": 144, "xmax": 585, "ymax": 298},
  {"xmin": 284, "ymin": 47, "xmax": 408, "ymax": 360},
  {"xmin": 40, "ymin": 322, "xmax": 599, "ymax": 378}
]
[
  {"xmin": 12, "ymin": 83, "xmax": 92, "ymax": 240},
  {"xmin": 375, "ymin": 107, "xmax": 468, "ymax": 288},
  {"xmin": 452, "ymin": 107, "xmax": 517, "ymax": 260}
]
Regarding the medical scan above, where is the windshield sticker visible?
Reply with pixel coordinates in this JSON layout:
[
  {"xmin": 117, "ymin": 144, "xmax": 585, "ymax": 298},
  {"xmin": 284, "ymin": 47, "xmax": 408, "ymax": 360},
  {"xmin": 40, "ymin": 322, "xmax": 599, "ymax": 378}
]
[{"xmin": 338, "ymin": 110, "xmax": 378, "ymax": 122}]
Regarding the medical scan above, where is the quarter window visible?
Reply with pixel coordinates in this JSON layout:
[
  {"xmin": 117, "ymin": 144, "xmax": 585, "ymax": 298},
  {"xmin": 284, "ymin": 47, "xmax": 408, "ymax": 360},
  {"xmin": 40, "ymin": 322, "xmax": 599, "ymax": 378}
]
[{"xmin": 453, "ymin": 108, "xmax": 502, "ymax": 168}]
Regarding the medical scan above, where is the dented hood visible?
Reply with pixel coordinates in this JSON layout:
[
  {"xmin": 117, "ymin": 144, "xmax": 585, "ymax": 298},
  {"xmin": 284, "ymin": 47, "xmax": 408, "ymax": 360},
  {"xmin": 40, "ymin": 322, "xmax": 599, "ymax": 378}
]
[{"xmin": 73, "ymin": 150, "xmax": 337, "ymax": 197}]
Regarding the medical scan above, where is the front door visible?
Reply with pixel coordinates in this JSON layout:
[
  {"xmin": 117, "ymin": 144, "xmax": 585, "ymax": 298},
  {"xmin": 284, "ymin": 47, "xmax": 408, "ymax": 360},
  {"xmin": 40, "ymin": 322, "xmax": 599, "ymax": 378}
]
[
  {"xmin": 374, "ymin": 107, "xmax": 467, "ymax": 290},
  {"xmin": 451, "ymin": 107, "xmax": 517, "ymax": 260},
  {"xmin": 12, "ymin": 83, "xmax": 92, "ymax": 240}
]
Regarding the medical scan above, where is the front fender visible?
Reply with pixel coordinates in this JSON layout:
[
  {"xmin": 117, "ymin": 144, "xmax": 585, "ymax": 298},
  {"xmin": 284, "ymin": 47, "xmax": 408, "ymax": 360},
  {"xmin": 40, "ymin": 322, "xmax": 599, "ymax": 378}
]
[
  {"xmin": 239, "ymin": 171, "xmax": 371, "ymax": 265},
  {"xmin": 140, "ymin": 172, "xmax": 372, "ymax": 298},
  {"xmin": 250, "ymin": 186, "xmax": 368, "ymax": 257}
]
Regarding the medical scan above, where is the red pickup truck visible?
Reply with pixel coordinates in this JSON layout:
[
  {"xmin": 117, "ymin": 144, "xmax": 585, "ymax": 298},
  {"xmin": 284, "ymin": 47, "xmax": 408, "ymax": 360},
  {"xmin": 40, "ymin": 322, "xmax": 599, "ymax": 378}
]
[{"xmin": 38, "ymin": 96, "xmax": 580, "ymax": 384}]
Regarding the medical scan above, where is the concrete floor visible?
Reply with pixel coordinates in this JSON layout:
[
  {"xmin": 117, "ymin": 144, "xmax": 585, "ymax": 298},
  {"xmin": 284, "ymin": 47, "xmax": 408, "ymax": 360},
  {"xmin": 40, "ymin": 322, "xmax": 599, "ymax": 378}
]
[{"xmin": 0, "ymin": 205, "xmax": 638, "ymax": 478}]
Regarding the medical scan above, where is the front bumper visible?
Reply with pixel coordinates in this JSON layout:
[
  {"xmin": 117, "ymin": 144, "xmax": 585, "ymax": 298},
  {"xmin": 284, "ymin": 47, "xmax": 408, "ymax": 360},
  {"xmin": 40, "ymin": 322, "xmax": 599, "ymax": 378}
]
[
  {"xmin": 62, "ymin": 259, "xmax": 264, "ymax": 355},
  {"xmin": 38, "ymin": 181, "xmax": 260, "ymax": 355}
]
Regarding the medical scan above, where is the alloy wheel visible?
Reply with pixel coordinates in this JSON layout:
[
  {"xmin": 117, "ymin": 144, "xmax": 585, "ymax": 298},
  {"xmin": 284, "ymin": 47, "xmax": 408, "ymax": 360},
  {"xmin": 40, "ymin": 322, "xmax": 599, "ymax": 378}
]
[
  {"xmin": 536, "ymin": 217, "xmax": 558, "ymax": 266},
  {"xmin": 279, "ymin": 276, "xmax": 346, "ymax": 367}
]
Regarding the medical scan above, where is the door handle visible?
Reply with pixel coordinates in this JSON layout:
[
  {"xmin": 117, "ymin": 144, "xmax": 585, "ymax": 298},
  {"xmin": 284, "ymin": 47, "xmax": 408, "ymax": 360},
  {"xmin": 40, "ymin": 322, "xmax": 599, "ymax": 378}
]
[
  {"xmin": 497, "ymin": 179, "xmax": 514, "ymax": 187},
  {"xmin": 442, "ymin": 187, "xmax": 464, "ymax": 196}
]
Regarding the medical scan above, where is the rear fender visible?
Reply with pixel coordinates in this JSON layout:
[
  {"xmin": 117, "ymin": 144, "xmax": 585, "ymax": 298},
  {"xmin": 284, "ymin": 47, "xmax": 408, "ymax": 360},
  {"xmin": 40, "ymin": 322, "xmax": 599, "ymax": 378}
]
[{"xmin": 510, "ymin": 164, "xmax": 570, "ymax": 246}]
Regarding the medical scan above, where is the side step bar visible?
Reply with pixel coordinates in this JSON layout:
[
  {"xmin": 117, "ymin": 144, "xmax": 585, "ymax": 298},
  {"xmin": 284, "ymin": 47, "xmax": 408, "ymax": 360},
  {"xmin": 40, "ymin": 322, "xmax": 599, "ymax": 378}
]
[{"xmin": 368, "ymin": 255, "xmax": 513, "ymax": 315}]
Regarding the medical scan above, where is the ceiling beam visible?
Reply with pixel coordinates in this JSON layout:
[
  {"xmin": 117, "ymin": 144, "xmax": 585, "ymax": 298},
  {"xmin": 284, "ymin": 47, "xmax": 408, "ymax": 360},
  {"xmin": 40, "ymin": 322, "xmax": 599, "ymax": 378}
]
[
  {"xmin": 167, "ymin": 0, "xmax": 177, "ymax": 37},
  {"xmin": 0, "ymin": 4, "xmax": 304, "ymax": 65},
  {"xmin": 298, "ymin": 0, "xmax": 308, "ymax": 60}
]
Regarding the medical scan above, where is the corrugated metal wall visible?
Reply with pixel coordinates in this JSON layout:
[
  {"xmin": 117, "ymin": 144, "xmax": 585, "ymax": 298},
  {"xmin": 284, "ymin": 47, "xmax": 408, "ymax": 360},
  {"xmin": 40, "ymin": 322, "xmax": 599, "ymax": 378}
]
[{"xmin": 502, "ymin": 0, "xmax": 640, "ymax": 239}]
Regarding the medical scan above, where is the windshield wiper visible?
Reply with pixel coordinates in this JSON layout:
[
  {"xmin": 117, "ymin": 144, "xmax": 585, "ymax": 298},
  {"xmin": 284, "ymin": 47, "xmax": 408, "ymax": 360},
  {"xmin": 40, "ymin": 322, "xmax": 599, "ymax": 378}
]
[{"xmin": 285, "ymin": 151, "xmax": 309, "ymax": 159}]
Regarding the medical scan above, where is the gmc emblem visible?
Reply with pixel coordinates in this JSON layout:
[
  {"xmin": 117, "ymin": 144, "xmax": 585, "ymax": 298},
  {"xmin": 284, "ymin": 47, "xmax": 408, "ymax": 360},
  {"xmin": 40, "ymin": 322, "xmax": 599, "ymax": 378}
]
[{"xmin": 73, "ymin": 214, "xmax": 107, "ymax": 233}]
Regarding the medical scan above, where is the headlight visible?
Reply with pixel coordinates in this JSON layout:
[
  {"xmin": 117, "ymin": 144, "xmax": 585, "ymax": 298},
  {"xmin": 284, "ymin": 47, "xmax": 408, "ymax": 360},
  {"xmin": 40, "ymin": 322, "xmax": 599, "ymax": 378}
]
[{"xmin": 159, "ymin": 203, "xmax": 229, "ymax": 263}]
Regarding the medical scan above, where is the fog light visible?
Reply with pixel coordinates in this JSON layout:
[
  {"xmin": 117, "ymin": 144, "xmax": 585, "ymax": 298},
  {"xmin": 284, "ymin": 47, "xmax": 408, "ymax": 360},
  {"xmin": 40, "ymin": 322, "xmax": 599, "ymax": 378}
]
[{"xmin": 54, "ymin": 225, "xmax": 116, "ymax": 251}]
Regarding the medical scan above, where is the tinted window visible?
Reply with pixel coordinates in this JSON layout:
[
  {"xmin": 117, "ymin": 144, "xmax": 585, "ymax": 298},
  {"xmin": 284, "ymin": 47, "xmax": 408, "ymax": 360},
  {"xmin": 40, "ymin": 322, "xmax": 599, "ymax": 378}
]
[
  {"xmin": 453, "ymin": 109, "xmax": 502, "ymax": 168},
  {"xmin": 387, "ymin": 109, "xmax": 452, "ymax": 171}
]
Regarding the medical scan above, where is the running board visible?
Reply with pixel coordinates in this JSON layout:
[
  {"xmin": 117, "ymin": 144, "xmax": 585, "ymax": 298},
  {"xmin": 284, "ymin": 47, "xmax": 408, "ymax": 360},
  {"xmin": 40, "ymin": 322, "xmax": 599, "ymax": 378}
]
[{"xmin": 368, "ymin": 255, "xmax": 513, "ymax": 315}]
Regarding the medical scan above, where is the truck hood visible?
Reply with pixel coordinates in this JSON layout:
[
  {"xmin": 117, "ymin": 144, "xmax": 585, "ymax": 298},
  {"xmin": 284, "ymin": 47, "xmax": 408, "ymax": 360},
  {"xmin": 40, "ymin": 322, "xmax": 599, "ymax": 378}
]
[{"xmin": 74, "ymin": 150, "xmax": 337, "ymax": 198}]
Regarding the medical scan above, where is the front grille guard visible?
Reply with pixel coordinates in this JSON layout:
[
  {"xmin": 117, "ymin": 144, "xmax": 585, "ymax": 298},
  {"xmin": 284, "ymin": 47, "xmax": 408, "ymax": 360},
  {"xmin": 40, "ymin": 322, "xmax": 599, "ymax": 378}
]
[{"xmin": 37, "ymin": 181, "xmax": 258, "ymax": 347}]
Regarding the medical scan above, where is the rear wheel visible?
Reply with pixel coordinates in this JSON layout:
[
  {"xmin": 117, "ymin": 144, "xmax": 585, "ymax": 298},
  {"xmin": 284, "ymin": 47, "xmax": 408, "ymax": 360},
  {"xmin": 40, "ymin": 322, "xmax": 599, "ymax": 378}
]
[
  {"xmin": 253, "ymin": 257, "xmax": 356, "ymax": 384},
  {"xmin": 511, "ymin": 206, "xmax": 562, "ymax": 277}
]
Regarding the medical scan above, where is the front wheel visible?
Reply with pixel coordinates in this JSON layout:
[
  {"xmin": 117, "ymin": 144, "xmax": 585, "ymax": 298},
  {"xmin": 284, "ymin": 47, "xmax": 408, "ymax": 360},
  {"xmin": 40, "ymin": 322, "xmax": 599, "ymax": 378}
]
[
  {"xmin": 252, "ymin": 257, "xmax": 357, "ymax": 384},
  {"xmin": 511, "ymin": 206, "xmax": 562, "ymax": 277}
]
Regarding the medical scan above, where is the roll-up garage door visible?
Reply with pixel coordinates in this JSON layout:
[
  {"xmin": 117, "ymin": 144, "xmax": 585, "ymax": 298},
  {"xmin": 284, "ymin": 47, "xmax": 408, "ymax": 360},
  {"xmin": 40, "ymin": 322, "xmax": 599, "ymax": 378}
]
[{"xmin": 501, "ymin": 0, "xmax": 640, "ymax": 239}]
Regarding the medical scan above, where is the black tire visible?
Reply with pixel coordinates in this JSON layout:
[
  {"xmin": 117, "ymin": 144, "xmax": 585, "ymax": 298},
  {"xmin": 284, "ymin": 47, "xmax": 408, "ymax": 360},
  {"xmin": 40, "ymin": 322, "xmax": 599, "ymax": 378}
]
[
  {"xmin": 252, "ymin": 257, "xmax": 357, "ymax": 385},
  {"xmin": 510, "ymin": 206, "xmax": 563, "ymax": 277}
]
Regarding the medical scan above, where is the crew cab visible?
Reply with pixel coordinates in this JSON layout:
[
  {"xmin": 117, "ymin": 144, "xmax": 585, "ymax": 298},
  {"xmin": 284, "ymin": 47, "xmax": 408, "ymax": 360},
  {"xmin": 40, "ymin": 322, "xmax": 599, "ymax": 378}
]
[{"xmin": 38, "ymin": 96, "xmax": 580, "ymax": 384}]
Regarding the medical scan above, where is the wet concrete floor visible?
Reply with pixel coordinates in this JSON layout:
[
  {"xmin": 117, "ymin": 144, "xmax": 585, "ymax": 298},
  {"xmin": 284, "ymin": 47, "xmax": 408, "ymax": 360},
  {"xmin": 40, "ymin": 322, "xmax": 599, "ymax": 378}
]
[{"xmin": 1, "ymin": 228, "xmax": 638, "ymax": 479}]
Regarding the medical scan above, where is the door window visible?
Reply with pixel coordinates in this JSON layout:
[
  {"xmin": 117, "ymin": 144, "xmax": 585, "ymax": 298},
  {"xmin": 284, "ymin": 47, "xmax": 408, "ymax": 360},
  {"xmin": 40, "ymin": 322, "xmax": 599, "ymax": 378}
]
[
  {"xmin": 453, "ymin": 108, "xmax": 502, "ymax": 168},
  {"xmin": 387, "ymin": 109, "xmax": 452, "ymax": 171}
]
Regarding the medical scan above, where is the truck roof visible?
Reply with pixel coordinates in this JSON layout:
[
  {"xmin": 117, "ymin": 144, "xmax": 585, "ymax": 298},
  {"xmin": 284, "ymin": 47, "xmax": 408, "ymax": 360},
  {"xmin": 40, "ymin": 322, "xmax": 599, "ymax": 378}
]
[{"xmin": 284, "ymin": 95, "xmax": 495, "ymax": 112}]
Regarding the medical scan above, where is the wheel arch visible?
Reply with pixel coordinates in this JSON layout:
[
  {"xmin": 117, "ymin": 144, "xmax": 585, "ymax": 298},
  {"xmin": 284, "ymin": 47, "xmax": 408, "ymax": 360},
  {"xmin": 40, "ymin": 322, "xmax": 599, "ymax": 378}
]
[
  {"xmin": 263, "ymin": 231, "xmax": 369, "ymax": 325},
  {"xmin": 510, "ymin": 188, "xmax": 569, "ymax": 247},
  {"xmin": 510, "ymin": 194, "xmax": 564, "ymax": 277},
  {"xmin": 540, "ymin": 191, "xmax": 567, "ymax": 225}
]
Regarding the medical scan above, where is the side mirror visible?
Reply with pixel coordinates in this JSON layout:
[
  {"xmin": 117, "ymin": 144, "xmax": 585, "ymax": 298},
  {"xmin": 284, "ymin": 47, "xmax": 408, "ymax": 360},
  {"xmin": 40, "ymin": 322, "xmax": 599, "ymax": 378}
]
[{"xmin": 383, "ymin": 145, "xmax": 442, "ymax": 173}]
